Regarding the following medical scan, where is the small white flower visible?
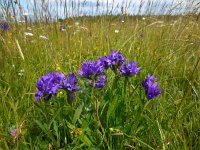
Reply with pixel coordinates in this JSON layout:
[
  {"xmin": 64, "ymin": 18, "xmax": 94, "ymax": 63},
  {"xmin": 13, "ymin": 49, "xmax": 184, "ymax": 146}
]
[
  {"xmin": 39, "ymin": 35, "xmax": 48, "ymax": 40},
  {"xmin": 60, "ymin": 28, "xmax": 66, "ymax": 32},
  {"xmin": 60, "ymin": 26, "xmax": 66, "ymax": 32},
  {"xmin": 75, "ymin": 22, "xmax": 79, "ymax": 26},
  {"xmin": 23, "ymin": 11, "xmax": 29, "ymax": 16},
  {"xmin": 24, "ymin": 32, "xmax": 34, "ymax": 36},
  {"xmin": 115, "ymin": 30, "xmax": 119, "ymax": 33},
  {"xmin": 18, "ymin": 69, "xmax": 24, "ymax": 76},
  {"xmin": 142, "ymin": 17, "xmax": 146, "ymax": 20},
  {"xmin": 12, "ymin": 64, "xmax": 15, "ymax": 68},
  {"xmin": 18, "ymin": 20, "xmax": 25, "ymax": 23},
  {"xmin": 27, "ymin": 27, "xmax": 32, "ymax": 31},
  {"xmin": 121, "ymin": 20, "xmax": 125, "ymax": 23}
]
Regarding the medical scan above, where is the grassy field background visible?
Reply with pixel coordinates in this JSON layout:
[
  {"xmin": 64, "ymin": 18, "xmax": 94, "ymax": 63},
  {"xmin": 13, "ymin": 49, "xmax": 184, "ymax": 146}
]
[{"xmin": 0, "ymin": 1, "xmax": 200, "ymax": 149}]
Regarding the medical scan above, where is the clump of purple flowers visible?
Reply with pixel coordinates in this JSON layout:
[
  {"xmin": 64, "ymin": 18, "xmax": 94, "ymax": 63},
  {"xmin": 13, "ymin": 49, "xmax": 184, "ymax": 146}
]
[
  {"xmin": 35, "ymin": 72, "xmax": 79, "ymax": 102},
  {"xmin": 89, "ymin": 75, "xmax": 107, "ymax": 88},
  {"xmin": 35, "ymin": 72, "xmax": 65, "ymax": 101},
  {"xmin": 142, "ymin": 74, "xmax": 161, "ymax": 100},
  {"xmin": 96, "ymin": 56, "xmax": 111, "ymax": 69},
  {"xmin": 79, "ymin": 61, "xmax": 104, "ymax": 79},
  {"xmin": 0, "ymin": 22, "xmax": 9, "ymax": 31},
  {"xmin": 107, "ymin": 50, "xmax": 126, "ymax": 71},
  {"xmin": 120, "ymin": 61, "xmax": 141, "ymax": 77},
  {"xmin": 95, "ymin": 75, "xmax": 107, "ymax": 88},
  {"xmin": 96, "ymin": 50, "xmax": 126, "ymax": 75},
  {"xmin": 35, "ymin": 50, "xmax": 161, "ymax": 102},
  {"xmin": 79, "ymin": 60, "xmax": 107, "ymax": 89},
  {"xmin": 63, "ymin": 73, "xmax": 80, "ymax": 102}
]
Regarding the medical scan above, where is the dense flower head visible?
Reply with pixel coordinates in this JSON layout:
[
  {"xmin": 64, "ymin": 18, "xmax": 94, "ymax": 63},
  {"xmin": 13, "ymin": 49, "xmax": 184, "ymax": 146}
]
[
  {"xmin": 62, "ymin": 73, "xmax": 80, "ymax": 103},
  {"xmin": 107, "ymin": 50, "xmax": 126, "ymax": 68},
  {"xmin": 95, "ymin": 75, "xmax": 106, "ymax": 88},
  {"xmin": 89, "ymin": 75, "xmax": 107, "ymax": 88},
  {"xmin": 62, "ymin": 73, "xmax": 80, "ymax": 92},
  {"xmin": 79, "ymin": 61, "xmax": 104, "ymax": 79},
  {"xmin": 142, "ymin": 74, "xmax": 161, "ymax": 100},
  {"xmin": 35, "ymin": 72, "xmax": 65, "ymax": 101},
  {"xmin": 0, "ymin": 22, "xmax": 9, "ymax": 31},
  {"xmin": 120, "ymin": 61, "xmax": 140, "ymax": 77},
  {"xmin": 10, "ymin": 128, "xmax": 18, "ymax": 138},
  {"xmin": 96, "ymin": 56, "xmax": 111, "ymax": 69},
  {"xmin": 35, "ymin": 72, "xmax": 80, "ymax": 102}
]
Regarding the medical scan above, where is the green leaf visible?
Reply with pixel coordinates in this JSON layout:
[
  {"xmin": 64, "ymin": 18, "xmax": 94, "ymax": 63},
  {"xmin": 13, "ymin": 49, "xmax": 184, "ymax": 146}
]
[
  {"xmin": 48, "ymin": 107, "xmax": 62, "ymax": 128},
  {"xmin": 72, "ymin": 102, "xmax": 84, "ymax": 125},
  {"xmin": 34, "ymin": 120, "xmax": 58, "ymax": 147},
  {"xmin": 106, "ymin": 95, "xmax": 118, "ymax": 126},
  {"xmin": 79, "ymin": 134, "xmax": 93, "ymax": 147}
]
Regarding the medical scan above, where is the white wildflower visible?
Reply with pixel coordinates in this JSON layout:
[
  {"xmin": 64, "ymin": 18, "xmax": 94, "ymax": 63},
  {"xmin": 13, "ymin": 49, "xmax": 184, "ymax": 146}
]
[
  {"xmin": 27, "ymin": 27, "xmax": 32, "ymax": 31},
  {"xmin": 24, "ymin": 32, "xmax": 34, "ymax": 37},
  {"xmin": 75, "ymin": 22, "xmax": 79, "ymax": 26},
  {"xmin": 23, "ymin": 10, "xmax": 29, "ymax": 16},
  {"xmin": 39, "ymin": 35, "xmax": 48, "ymax": 40},
  {"xmin": 115, "ymin": 30, "xmax": 119, "ymax": 33},
  {"xmin": 18, "ymin": 69, "xmax": 24, "ymax": 76}
]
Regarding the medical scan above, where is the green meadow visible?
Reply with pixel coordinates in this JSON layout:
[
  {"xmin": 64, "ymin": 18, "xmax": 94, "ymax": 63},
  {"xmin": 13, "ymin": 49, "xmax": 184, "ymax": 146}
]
[{"xmin": 0, "ymin": 6, "xmax": 200, "ymax": 150}]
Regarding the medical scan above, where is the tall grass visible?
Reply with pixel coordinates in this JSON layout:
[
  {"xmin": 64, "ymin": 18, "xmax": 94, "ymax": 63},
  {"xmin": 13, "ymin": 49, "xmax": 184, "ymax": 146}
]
[{"xmin": 0, "ymin": 0, "xmax": 200, "ymax": 149}]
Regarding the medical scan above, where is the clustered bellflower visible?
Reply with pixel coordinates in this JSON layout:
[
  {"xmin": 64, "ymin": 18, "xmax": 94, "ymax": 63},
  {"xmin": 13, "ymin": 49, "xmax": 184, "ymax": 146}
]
[
  {"xmin": 107, "ymin": 50, "xmax": 126, "ymax": 70},
  {"xmin": 79, "ymin": 60, "xmax": 107, "ymax": 89},
  {"xmin": 78, "ymin": 61, "xmax": 104, "ymax": 79},
  {"xmin": 35, "ymin": 72, "xmax": 79, "ymax": 102},
  {"xmin": 35, "ymin": 50, "xmax": 161, "ymax": 102},
  {"xmin": 95, "ymin": 75, "xmax": 107, "ymax": 88},
  {"xmin": 120, "ymin": 61, "xmax": 141, "ymax": 77},
  {"xmin": 35, "ymin": 72, "xmax": 65, "ymax": 101},
  {"xmin": 63, "ymin": 73, "xmax": 80, "ymax": 102},
  {"xmin": 96, "ymin": 50, "xmax": 126, "ymax": 73},
  {"xmin": 96, "ymin": 56, "xmax": 111, "ymax": 69},
  {"xmin": 88, "ymin": 75, "xmax": 107, "ymax": 88},
  {"xmin": 142, "ymin": 74, "xmax": 161, "ymax": 100},
  {"xmin": 0, "ymin": 22, "xmax": 9, "ymax": 31}
]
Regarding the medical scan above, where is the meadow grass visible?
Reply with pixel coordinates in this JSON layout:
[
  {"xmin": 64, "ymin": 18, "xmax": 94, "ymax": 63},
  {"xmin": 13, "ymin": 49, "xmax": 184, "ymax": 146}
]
[{"xmin": 0, "ymin": 12, "xmax": 200, "ymax": 150}]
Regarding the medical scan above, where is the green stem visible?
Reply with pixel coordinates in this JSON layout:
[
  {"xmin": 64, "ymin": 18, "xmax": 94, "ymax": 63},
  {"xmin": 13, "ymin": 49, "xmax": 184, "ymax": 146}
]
[
  {"xmin": 122, "ymin": 77, "xmax": 129, "ymax": 127},
  {"xmin": 91, "ymin": 83, "xmax": 110, "ymax": 149},
  {"xmin": 111, "ymin": 75, "xmax": 120, "ymax": 91}
]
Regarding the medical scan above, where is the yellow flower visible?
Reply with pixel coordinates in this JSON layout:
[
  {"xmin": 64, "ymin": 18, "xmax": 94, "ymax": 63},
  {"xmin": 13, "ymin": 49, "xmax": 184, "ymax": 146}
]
[
  {"xmin": 57, "ymin": 91, "xmax": 64, "ymax": 98},
  {"xmin": 10, "ymin": 16, "xmax": 15, "ymax": 19},
  {"xmin": 71, "ymin": 128, "xmax": 83, "ymax": 137},
  {"xmin": 56, "ymin": 64, "xmax": 61, "ymax": 71},
  {"xmin": 109, "ymin": 128, "xmax": 114, "ymax": 133}
]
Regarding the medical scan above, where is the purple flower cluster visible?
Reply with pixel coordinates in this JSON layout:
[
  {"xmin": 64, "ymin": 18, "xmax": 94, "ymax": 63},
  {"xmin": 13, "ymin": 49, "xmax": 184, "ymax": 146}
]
[
  {"xmin": 0, "ymin": 22, "xmax": 9, "ymax": 31},
  {"xmin": 78, "ymin": 61, "xmax": 104, "ymax": 79},
  {"xmin": 35, "ymin": 72, "xmax": 65, "ymax": 101},
  {"xmin": 95, "ymin": 75, "xmax": 107, "ymax": 88},
  {"xmin": 35, "ymin": 50, "xmax": 161, "ymax": 102},
  {"xmin": 63, "ymin": 73, "xmax": 80, "ymax": 92},
  {"xmin": 120, "ymin": 61, "xmax": 141, "ymax": 77},
  {"xmin": 108, "ymin": 50, "xmax": 126, "ymax": 67},
  {"xmin": 142, "ymin": 74, "xmax": 161, "ymax": 100},
  {"xmin": 89, "ymin": 75, "xmax": 107, "ymax": 88},
  {"xmin": 96, "ymin": 50, "xmax": 126, "ymax": 71},
  {"xmin": 79, "ymin": 50, "xmax": 125, "ymax": 88},
  {"xmin": 79, "ymin": 60, "xmax": 106, "ymax": 88},
  {"xmin": 96, "ymin": 56, "xmax": 111, "ymax": 69},
  {"xmin": 78, "ymin": 50, "xmax": 139, "ymax": 89},
  {"xmin": 35, "ymin": 72, "xmax": 79, "ymax": 102}
]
